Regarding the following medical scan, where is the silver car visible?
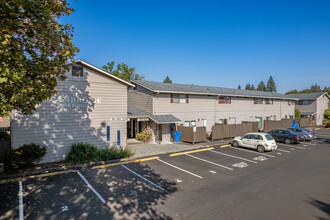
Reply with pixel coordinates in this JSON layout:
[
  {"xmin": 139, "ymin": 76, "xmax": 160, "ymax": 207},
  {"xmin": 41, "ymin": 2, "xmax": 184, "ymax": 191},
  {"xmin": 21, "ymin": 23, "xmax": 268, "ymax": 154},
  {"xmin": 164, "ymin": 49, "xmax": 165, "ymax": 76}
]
[
  {"xmin": 232, "ymin": 132, "xmax": 278, "ymax": 152},
  {"xmin": 287, "ymin": 128, "xmax": 316, "ymax": 141}
]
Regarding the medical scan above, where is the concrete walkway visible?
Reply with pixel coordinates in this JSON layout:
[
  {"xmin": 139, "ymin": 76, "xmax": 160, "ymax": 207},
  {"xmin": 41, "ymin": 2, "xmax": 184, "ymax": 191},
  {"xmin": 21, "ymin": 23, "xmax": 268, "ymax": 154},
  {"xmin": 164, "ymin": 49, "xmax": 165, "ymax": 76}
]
[{"xmin": 127, "ymin": 139, "xmax": 232, "ymax": 158}]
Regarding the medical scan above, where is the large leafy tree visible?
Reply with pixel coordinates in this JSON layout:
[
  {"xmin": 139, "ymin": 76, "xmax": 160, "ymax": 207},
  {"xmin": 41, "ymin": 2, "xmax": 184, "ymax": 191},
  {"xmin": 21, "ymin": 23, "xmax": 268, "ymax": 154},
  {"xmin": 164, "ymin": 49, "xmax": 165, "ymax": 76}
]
[
  {"xmin": 257, "ymin": 81, "xmax": 266, "ymax": 91},
  {"xmin": 0, "ymin": 0, "xmax": 78, "ymax": 116},
  {"xmin": 102, "ymin": 61, "xmax": 145, "ymax": 82},
  {"xmin": 163, "ymin": 76, "xmax": 172, "ymax": 83},
  {"xmin": 266, "ymin": 76, "xmax": 277, "ymax": 92}
]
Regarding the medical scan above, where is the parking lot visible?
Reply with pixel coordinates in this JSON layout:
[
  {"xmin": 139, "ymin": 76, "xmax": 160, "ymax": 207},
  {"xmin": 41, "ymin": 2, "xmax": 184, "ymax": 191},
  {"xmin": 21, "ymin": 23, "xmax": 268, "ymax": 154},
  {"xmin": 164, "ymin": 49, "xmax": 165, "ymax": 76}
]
[{"xmin": 1, "ymin": 128, "xmax": 329, "ymax": 219}]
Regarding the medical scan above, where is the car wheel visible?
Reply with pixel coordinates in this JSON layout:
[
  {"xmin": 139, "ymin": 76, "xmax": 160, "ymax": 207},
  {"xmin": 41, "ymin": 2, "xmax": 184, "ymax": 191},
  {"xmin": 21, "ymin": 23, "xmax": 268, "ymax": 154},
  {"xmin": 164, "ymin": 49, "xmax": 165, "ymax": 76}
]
[
  {"xmin": 257, "ymin": 145, "xmax": 265, "ymax": 152},
  {"xmin": 232, "ymin": 141, "xmax": 239, "ymax": 147},
  {"xmin": 284, "ymin": 138, "xmax": 291, "ymax": 144}
]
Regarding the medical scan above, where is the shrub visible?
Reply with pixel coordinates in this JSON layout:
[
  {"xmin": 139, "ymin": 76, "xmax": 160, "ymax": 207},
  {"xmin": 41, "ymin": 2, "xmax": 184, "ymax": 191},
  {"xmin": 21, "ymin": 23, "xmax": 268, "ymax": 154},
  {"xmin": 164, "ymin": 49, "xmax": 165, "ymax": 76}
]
[
  {"xmin": 9, "ymin": 143, "xmax": 46, "ymax": 169},
  {"xmin": 65, "ymin": 142, "xmax": 133, "ymax": 164},
  {"xmin": 136, "ymin": 132, "xmax": 152, "ymax": 140},
  {"xmin": 295, "ymin": 109, "xmax": 301, "ymax": 118}
]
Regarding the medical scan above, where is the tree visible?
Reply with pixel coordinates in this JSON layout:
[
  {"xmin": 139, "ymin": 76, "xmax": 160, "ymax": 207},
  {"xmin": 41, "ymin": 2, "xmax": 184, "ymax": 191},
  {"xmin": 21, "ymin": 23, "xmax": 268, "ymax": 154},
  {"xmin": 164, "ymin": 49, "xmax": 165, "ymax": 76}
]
[
  {"xmin": 163, "ymin": 76, "xmax": 172, "ymax": 83},
  {"xmin": 295, "ymin": 109, "xmax": 301, "ymax": 118},
  {"xmin": 102, "ymin": 61, "xmax": 145, "ymax": 82},
  {"xmin": 285, "ymin": 89, "xmax": 300, "ymax": 95},
  {"xmin": 0, "ymin": 0, "xmax": 79, "ymax": 116},
  {"xmin": 324, "ymin": 86, "xmax": 330, "ymax": 95},
  {"xmin": 245, "ymin": 83, "xmax": 251, "ymax": 90},
  {"xmin": 257, "ymin": 81, "xmax": 266, "ymax": 91},
  {"xmin": 237, "ymin": 85, "xmax": 241, "ymax": 89},
  {"xmin": 251, "ymin": 84, "xmax": 255, "ymax": 90},
  {"xmin": 266, "ymin": 76, "xmax": 277, "ymax": 92}
]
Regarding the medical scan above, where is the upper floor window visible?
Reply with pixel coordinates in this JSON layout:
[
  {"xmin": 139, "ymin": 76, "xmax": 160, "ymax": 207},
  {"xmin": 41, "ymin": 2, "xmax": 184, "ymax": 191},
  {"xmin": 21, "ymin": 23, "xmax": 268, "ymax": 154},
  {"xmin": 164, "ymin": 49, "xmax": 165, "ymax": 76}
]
[
  {"xmin": 298, "ymin": 100, "xmax": 309, "ymax": 105},
  {"xmin": 170, "ymin": 94, "xmax": 189, "ymax": 103},
  {"xmin": 254, "ymin": 98, "xmax": 263, "ymax": 104},
  {"xmin": 218, "ymin": 96, "xmax": 231, "ymax": 104},
  {"xmin": 72, "ymin": 65, "xmax": 83, "ymax": 77},
  {"xmin": 265, "ymin": 99, "xmax": 273, "ymax": 104}
]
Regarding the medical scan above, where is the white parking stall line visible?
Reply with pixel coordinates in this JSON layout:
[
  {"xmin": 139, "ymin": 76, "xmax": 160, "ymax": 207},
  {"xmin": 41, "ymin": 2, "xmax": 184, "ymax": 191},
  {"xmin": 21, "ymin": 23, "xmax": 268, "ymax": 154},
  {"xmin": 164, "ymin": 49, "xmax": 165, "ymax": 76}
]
[
  {"xmin": 19, "ymin": 181, "xmax": 24, "ymax": 220},
  {"xmin": 77, "ymin": 172, "xmax": 106, "ymax": 204},
  {"xmin": 121, "ymin": 165, "xmax": 164, "ymax": 191},
  {"xmin": 275, "ymin": 148, "xmax": 290, "ymax": 153},
  {"xmin": 157, "ymin": 159, "xmax": 203, "ymax": 179},
  {"xmin": 210, "ymin": 150, "xmax": 258, "ymax": 164},
  {"xmin": 185, "ymin": 154, "xmax": 233, "ymax": 171},
  {"xmin": 228, "ymin": 147, "xmax": 275, "ymax": 158},
  {"xmin": 277, "ymin": 144, "xmax": 306, "ymax": 150},
  {"xmin": 302, "ymin": 142, "xmax": 316, "ymax": 146}
]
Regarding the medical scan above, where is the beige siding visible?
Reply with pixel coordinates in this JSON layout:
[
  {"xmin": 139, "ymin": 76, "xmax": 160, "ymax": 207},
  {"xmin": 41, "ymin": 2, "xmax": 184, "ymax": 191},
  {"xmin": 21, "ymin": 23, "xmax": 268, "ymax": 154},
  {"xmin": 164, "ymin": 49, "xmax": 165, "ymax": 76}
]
[
  {"xmin": 128, "ymin": 85, "xmax": 153, "ymax": 114},
  {"xmin": 11, "ymin": 65, "xmax": 128, "ymax": 163},
  {"xmin": 316, "ymin": 94, "xmax": 330, "ymax": 125},
  {"xmin": 295, "ymin": 100, "xmax": 317, "ymax": 114},
  {"xmin": 153, "ymin": 94, "xmax": 294, "ymax": 132}
]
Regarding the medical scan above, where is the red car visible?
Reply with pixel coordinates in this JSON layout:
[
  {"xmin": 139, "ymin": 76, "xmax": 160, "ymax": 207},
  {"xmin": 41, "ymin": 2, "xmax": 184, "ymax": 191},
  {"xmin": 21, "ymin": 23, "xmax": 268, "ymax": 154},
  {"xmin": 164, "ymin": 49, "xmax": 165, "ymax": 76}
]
[{"xmin": 326, "ymin": 122, "xmax": 330, "ymax": 128}]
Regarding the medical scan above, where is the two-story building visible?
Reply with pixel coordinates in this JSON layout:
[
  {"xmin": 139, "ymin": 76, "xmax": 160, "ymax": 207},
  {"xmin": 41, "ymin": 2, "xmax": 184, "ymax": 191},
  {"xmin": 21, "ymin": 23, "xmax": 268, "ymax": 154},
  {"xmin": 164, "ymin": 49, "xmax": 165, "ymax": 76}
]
[
  {"xmin": 128, "ymin": 80, "xmax": 297, "ymax": 143},
  {"xmin": 11, "ymin": 60, "xmax": 134, "ymax": 163},
  {"xmin": 286, "ymin": 92, "xmax": 330, "ymax": 125}
]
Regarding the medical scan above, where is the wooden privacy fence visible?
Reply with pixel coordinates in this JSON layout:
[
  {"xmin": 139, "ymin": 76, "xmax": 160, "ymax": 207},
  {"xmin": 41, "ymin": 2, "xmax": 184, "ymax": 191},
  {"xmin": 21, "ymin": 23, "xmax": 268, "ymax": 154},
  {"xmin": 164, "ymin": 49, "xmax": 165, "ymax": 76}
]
[
  {"xmin": 211, "ymin": 122, "xmax": 258, "ymax": 141},
  {"xmin": 177, "ymin": 126, "xmax": 206, "ymax": 144},
  {"xmin": 0, "ymin": 140, "xmax": 11, "ymax": 170},
  {"xmin": 263, "ymin": 119, "xmax": 292, "ymax": 132},
  {"xmin": 293, "ymin": 118, "xmax": 310, "ymax": 128}
]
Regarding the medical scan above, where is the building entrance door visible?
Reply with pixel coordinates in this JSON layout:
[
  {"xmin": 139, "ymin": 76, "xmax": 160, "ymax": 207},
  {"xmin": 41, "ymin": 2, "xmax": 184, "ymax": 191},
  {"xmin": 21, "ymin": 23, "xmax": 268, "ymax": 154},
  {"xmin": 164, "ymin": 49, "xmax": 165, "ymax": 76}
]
[{"xmin": 256, "ymin": 117, "xmax": 263, "ymax": 130}]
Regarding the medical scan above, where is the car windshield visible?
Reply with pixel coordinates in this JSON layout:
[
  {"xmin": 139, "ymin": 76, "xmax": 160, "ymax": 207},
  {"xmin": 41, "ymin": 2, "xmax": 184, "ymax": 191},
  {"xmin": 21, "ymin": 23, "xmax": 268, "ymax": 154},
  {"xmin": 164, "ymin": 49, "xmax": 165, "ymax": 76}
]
[
  {"xmin": 287, "ymin": 130, "xmax": 297, "ymax": 135},
  {"xmin": 265, "ymin": 135, "xmax": 274, "ymax": 140},
  {"xmin": 301, "ymin": 128, "xmax": 311, "ymax": 133}
]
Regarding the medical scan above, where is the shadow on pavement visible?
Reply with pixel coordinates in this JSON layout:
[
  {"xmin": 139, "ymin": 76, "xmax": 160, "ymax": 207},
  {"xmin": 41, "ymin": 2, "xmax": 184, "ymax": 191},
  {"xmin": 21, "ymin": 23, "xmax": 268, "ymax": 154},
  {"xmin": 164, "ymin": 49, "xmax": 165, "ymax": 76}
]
[{"xmin": 306, "ymin": 196, "xmax": 330, "ymax": 220}]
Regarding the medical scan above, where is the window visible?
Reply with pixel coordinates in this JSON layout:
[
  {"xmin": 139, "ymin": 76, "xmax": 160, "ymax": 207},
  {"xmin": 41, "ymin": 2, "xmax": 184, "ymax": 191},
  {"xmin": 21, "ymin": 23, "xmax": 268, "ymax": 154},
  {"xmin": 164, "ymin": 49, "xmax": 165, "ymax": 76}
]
[
  {"xmin": 298, "ymin": 100, "xmax": 309, "ymax": 105},
  {"xmin": 285, "ymin": 115, "xmax": 288, "ymax": 119},
  {"xmin": 265, "ymin": 116, "xmax": 271, "ymax": 120},
  {"xmin": 254, "ymin": 98, "xmax": 263, "ymax": 104},
  {"xmin": 230, "ymin": 117, "xmax": 236, "ymax": 124},
  {"xmin": 265, "ymin": 135, "xmax": 274, "ymax": 140},
  {"xmin": 265, "ymin": 99, "xmax": 273, "ymax": 104},
  {"xmin": 171, "ymin": 94, "xmax": 189, "ymax": 103},
  {"xmin": 273, "ymin": 115, "xmax": 276, "ymax": 120},
  {"xmin": 184, "ymin": 121, "xmax": 190, "ymax": 127},
  {"xmin": 117, "ymin": 130, "xmax": 121, "ymax": 145},
  {"xmin": 252, "ymin": 134, "xmax": 263, "ymax": 140},
  {"xmin": 72, "ymin": 65, "xmax": 83, "ymax": 77},
  {"xmin": 242, "ymin": 134, "xmax": 251, "ymax": 139},
  {"xmin": 218, "ymin": 96, "xmax": 231, "ymax": 104},
  {"xmin": 288, "ymin": 100, "xmax": 293, "ymax": 105},
  {"xmin": 201, "ymin": 119, "xmax": 207, "ymax": 127},
  {"xmin": 106, "ymin": 125, "xmax": 110, "ymax": 141},
  {"xmin": 218, "ymin": 119, "xmax": 227, "ymax": 124}
]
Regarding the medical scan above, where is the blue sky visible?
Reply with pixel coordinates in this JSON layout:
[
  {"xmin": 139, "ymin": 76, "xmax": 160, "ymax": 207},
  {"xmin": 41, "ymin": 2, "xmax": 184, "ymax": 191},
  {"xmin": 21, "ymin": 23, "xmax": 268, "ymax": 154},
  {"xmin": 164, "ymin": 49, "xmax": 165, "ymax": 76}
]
[{"xmin": 61, "ymin": 0, "xmax": 330, "ymax": 93}]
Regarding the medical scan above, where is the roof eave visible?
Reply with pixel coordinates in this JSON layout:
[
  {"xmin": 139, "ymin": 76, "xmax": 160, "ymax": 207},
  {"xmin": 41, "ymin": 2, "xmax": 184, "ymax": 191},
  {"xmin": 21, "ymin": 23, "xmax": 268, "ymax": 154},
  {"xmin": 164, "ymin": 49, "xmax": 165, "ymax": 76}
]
[{"xmin": 75, "ymin": 60, "xmax": 135, "ymax": 87}]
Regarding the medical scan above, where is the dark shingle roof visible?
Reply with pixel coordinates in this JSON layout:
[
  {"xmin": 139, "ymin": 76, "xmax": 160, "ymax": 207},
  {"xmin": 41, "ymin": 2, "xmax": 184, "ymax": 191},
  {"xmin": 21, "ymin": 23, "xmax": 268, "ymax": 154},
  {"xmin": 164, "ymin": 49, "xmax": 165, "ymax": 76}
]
[
  {"xmin": 128, "ymin": 106, "xmax": 180, "ymax": 124},
  {"xmin": 132, "ymin": 80, "xmax": 296, "ymax": 100},
  {"xmin": 301, "ymin": 112, "xmax": 316, "ymax": 116},
  {"xmin": 285, "ymin": 92, "xmax": 326, "ymax": 100}
]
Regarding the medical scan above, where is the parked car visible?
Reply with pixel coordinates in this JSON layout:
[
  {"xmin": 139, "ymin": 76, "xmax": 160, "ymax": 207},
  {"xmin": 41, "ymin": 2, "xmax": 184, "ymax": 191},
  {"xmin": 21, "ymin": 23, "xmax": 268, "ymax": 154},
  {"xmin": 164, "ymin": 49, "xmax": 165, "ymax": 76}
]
[
  {"xmin": 325, "ymin": 122, "xmax": 330, "ymax": 128},
  {"xmin": 287, "ymin": 128, "xmax": 316, "ymax": 141},
  {"xmin": 268, "ymin": 129, "xmax": 301, "ymax": 144},
  {"xmin": 232, "ymin": 132, "xmax": 277, "ymax": 152}
]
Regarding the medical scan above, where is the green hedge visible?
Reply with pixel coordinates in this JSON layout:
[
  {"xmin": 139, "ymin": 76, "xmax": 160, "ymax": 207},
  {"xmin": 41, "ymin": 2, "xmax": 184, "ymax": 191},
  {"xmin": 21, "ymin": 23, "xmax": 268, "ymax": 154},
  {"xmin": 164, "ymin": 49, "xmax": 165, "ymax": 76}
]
[
  {"xmin": 65, "ymin": 142, "xmax": 133, "ymax": 164},
  {"xmin": 9, "ymin": 143, "xmax": 46, "ymax": 169}
]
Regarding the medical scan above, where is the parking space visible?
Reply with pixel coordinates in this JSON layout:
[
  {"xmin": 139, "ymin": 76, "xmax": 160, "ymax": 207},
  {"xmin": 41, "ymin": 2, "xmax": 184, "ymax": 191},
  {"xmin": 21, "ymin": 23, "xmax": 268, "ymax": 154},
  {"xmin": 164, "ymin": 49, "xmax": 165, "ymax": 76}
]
[{"xmin": 1, "ymin": 128, "xmax": 329, "ymax": 219}]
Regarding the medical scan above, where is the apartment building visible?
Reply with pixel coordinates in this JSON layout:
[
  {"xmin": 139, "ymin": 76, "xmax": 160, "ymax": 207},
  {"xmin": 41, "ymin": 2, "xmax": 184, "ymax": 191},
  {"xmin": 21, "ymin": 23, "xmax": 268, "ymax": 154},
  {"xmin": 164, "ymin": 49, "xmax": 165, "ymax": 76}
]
[
  {"xmin": 11, "ymin": 60, "xmax": 134, "ymax": 163},
  {"xmin": 286, "ymin": 92, "xmax": 330, "ymax": 125},
  {"xmin": 128, "ymin": 80, "xmax": 297, "ymax": 141}
]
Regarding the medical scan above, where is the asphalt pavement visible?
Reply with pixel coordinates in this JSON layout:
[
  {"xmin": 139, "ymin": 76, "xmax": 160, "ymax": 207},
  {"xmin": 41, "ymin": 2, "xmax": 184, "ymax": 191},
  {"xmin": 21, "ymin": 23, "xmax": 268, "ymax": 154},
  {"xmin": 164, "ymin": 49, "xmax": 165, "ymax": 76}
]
[{"xmin": 1, "ymin": 128, "xmax": 329, "ymax": 220}]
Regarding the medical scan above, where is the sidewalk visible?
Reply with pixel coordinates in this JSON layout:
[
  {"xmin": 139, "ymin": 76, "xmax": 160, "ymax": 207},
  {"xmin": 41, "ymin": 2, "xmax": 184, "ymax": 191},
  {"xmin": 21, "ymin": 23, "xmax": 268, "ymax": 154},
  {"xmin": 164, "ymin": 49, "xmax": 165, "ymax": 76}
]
[{"xmin": 127, "ymin": 139, "xmax": 232, "ymax": 158}]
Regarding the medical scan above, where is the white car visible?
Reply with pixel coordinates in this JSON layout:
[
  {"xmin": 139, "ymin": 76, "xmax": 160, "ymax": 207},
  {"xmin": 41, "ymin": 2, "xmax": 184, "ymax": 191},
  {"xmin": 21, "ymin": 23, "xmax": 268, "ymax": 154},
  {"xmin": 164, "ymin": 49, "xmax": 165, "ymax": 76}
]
[{"xmin": 231, "ymin": 132, "xmax": 277, "ymax": 152}]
